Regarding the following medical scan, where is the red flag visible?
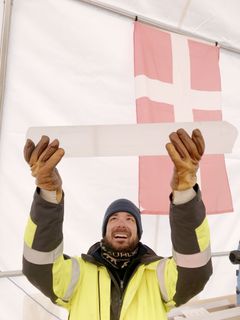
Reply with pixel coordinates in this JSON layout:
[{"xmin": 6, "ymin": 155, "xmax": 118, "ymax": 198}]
[{"xmin": 134, "ymin": 21, "xmax": 233, "ymax": 214}]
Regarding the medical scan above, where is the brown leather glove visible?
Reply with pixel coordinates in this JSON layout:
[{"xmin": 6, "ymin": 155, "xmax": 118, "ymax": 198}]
[
  {"xmin": 24, "ymin": 135, "xmax": 65, "ymax": 201},
  {"xmin": 165, "ymin": 128, "xmax": 205, "ymax": 191}
]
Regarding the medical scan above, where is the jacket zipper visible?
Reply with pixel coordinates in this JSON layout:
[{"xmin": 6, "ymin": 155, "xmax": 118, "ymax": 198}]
[
  {"xmin": 107, "ymin": 272, "xmax": 124, "ymax": 320},
  {"xmin": 117, "ymin": 272, "xmax": 137, "ymax": 319},
  {"xmin": 120, "ymin": 280, "xmax": 124, "ymax": 290}
]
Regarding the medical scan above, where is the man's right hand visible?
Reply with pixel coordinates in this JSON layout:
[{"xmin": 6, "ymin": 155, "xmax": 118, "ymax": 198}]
[{"xmin": 24, "ymin": 136, "xmax": 65, "ymax": 199}]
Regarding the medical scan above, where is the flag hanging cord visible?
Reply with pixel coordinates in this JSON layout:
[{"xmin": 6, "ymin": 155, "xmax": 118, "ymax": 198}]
[{"xmin": 78, "ymin": 0, "xmax": 240, "ymax": 55}]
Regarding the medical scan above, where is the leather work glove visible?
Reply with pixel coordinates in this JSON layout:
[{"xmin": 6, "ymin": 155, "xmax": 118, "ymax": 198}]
[
  {"xmin": 165, "ymin": 128, "xmax": 205, "ymax": 191},
  {"xmin": 24, "ymin": 136, "xmax": 65, "ymax": 201}
]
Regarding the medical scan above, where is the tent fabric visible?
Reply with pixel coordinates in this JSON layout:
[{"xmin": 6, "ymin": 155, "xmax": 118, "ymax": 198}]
[{"xmin": 0, "ymin": 0, "xmax": 240, "ymax": 319}]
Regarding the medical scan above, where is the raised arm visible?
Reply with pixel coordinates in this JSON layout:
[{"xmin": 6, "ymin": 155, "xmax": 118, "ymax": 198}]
[
  {"xmin": 23, "ymin": 136, "xmax": 79, "ymax": 307},
  {"xmin": 157, "ymin": 129, "xmax": 212, "ymax": 308}
]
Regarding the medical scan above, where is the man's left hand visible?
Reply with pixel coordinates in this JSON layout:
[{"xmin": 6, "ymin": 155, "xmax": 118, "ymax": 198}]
[{"xmin": 166, "ymin": 128, "xmax": 205, "ymax": 191}]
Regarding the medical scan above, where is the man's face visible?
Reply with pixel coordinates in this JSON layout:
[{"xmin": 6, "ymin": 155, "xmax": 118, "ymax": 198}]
[{"xmin": 104, "ymin": 212, "xmax": 139, "ymax": 251}]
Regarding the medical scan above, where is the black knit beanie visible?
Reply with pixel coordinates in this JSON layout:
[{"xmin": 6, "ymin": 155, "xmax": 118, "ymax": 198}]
[{"xmin": 102, "ymin": 199, "xmax": 143, "ymax": 239}]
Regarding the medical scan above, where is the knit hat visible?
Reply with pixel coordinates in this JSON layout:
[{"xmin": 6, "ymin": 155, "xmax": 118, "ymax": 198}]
[{"xmin": 102, "ymin": 199, "xmax": 143, "ymax": 239}]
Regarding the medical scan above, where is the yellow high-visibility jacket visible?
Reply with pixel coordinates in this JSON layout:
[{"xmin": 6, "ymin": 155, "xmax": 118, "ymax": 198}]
[
  {"xmin": 23, "ymin": 186, "xmax": 212, "ymax": 320},
  {"xmin": 57, "ymin": 259, "xmax": 171, "ymax": 320}
]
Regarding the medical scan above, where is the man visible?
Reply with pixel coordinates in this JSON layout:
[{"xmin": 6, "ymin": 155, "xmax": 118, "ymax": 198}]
[{"xmin": 23, "ymin": 128, "xmax": 212, "ymax": 320}]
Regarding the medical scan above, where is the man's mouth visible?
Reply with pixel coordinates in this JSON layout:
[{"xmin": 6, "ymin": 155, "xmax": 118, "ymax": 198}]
[{"xmin": 113, "ymin": 233, "xmax": 128, "ymax": 239}]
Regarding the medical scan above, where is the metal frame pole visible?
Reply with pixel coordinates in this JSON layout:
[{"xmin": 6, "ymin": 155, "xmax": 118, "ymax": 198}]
[
  {"xmin": 0, "ymin": 0, "xmax": 13, "ymax": 135},
  {"xmin": 0, "ymin": 270, "xmax": 22, "ymax": 278},
  {"xmin": 78, "ymin": 0, "xmax": 240, "ymax": 55}
]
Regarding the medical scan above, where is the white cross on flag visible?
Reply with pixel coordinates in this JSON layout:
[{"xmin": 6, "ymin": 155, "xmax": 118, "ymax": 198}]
[{"xmin": 134, "ymin": 21, "xmax": 233, "ymax": 214}]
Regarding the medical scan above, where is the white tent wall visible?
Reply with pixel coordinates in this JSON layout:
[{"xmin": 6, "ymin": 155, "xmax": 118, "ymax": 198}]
[{"xmin": 0, "ymin": 0, "xmax": 240, "ymax": 319}]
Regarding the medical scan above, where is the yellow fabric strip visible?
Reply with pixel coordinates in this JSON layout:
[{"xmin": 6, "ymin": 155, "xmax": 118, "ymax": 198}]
[
  {"xmin": 24, "ymin": 217, "xmax": 37, "ymax": 248},
  {"xmin": 195, "ymin": 217, "xmax": 210, "ymax": 252}
]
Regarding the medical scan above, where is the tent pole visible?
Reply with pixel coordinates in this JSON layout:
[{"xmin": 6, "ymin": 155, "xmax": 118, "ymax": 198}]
[
  {"xmin": 212, "ymin": 251, "xmax": 230, "ymax": 257},
  {"xmin": 0, "ymin": 0, "xmax": 13, "ymax": 135},
  {"xmin": 78, "ymin": 0, "xmax": 240, "ymax": 55},
  {"xmin": 0, "ymin": 270, "xmax": 23, "ymax": 278}
]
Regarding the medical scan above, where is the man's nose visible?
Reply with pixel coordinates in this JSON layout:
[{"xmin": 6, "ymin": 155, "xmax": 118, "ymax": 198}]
[{"xmin": 116, "ymin": 219, "xmax": 127, "ymax": 228}]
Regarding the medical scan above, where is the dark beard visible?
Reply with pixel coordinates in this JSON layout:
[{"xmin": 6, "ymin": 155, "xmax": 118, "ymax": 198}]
[
  {"xmin": 101, "ymin": 236, "xmax": 139, "ymax": 253},
  {"xmin": 100, "ymin": 238, "xmax": 139, "ymax": 269}
]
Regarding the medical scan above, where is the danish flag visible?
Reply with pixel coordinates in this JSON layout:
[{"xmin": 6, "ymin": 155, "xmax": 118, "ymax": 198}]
[{"xmin": 134, "ymin": 21, "xmax": 233, "ymax": 214}]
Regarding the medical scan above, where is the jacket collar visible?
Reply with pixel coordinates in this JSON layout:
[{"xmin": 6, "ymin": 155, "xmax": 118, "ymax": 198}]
[{"xmin": 81, "ymin": 241, "xmax": 162, "ymax": 266}]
